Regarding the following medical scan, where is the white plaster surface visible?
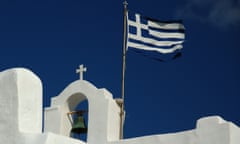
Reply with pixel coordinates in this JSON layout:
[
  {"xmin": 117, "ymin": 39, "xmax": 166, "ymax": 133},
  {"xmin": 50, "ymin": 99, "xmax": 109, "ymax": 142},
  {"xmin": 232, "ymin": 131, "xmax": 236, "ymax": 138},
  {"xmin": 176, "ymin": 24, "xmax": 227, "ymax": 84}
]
[
  {"xmin": 110, "ymin": 116, "xmax": 240, "ymax": 144},
  {"xmin": 44, "ymin": 80, "xmax": 121, "ymax": 144},
  {"xmin": 0, "ymin": 68, "xmax": 42, "ymax": 144},
  {"xmin": 0, "ymin": 68, "xmax": 240, "ymax": 144},
  {"xmin": 18, "ymin": 132, "xmax": 86, "ymax": 144}
]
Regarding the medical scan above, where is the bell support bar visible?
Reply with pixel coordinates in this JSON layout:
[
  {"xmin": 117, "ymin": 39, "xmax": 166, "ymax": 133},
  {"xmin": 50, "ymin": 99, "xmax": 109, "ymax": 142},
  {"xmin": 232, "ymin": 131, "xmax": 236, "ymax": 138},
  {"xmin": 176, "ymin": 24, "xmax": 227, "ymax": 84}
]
[{"xmin": 67, "ymin": 110, "xmax": 88, "ymax": 115}]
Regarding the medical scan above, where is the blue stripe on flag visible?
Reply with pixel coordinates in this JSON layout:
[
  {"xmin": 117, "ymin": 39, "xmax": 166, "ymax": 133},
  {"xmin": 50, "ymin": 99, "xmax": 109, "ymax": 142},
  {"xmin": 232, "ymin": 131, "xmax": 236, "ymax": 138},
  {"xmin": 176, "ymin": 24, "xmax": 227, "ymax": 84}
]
[
  {"xmin": 148, "ymin": 26, "xmax": 185, "ymax": 33},
  {"xmin": 131, "ymin": 46, "xmax": 182, "ymax": 62},
  {"xmin": 144, "ymin": 16, "xmax": 183, "ymax": 24},
  {"xmin": 141, "ymin": 29, "xmax": 184, "ymax": 42}
]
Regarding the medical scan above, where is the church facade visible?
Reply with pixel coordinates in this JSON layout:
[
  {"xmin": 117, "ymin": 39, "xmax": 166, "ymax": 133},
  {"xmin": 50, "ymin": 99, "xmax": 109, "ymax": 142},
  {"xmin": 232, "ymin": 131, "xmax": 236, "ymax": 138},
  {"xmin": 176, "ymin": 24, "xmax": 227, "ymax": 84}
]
[{"xmin": 0, "ymin": 68, "xmax": 239, "ymax": 144}]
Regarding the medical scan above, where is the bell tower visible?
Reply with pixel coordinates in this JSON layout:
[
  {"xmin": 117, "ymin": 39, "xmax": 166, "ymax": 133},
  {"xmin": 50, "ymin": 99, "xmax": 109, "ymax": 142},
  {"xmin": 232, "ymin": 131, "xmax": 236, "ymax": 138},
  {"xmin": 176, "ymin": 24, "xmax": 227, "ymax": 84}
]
[{"xmin": 44, "ymin": 65, "xmax": 122, "ymax": 144}]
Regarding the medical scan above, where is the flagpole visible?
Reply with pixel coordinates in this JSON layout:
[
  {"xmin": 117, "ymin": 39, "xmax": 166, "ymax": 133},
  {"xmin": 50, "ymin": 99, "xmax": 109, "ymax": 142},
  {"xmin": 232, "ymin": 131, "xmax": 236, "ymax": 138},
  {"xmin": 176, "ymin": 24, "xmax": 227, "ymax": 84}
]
[{"xmin": 120, "ymin": 0, "xmax": 128, "ymax": 139}]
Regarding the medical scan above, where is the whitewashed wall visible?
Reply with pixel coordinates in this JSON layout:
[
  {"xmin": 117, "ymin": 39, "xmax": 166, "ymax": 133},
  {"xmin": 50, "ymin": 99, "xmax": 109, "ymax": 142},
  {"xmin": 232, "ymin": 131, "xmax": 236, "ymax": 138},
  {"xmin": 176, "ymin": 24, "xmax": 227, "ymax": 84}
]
[
  {"xmin": 0, "ymin": 68, "xmax": 42, "ymax": 144},
  {"xmin": 110, "ymin": 116, "xmax": 240, "ymax": 144},
  {"xmin": 0, "ymin": 68, "xmax": 239, "ymax": 144}
]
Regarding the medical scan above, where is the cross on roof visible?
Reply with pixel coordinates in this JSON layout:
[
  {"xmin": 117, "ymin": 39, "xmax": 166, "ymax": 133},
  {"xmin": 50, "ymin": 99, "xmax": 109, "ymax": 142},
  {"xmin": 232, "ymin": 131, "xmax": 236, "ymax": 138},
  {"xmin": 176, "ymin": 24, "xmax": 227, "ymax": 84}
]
[{"xmin": 76, "ymin": 64, "xmax": 87, "ymax": 80}]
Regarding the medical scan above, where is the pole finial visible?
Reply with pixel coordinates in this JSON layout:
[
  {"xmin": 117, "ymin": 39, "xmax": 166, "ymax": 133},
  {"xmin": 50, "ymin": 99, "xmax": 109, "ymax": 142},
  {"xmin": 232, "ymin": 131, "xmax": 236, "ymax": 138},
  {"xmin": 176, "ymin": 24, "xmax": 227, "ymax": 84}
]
[
  {"xmin": 123, "ymin": 0, "xmax": 128, "ymax": 5},
  {"xmin": 123, "ymin": 0, "xmax": 128, "ymax": 9}
]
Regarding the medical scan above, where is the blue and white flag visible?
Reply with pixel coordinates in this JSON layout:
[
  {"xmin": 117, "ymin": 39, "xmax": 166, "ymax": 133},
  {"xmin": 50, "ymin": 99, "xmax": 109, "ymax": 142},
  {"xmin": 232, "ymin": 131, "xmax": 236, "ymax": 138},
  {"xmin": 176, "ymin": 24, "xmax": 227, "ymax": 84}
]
[{"xmin": 127, "ymin": 13, "xmax": 185, "ymax": 60}]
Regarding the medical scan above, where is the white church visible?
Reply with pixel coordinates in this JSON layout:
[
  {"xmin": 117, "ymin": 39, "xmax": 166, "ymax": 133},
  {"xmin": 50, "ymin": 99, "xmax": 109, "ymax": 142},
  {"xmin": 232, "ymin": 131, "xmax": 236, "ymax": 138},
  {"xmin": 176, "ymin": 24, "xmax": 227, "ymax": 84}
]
[{"xmin": 0, "ymin": 67, "xmax": 239, "ymax": 144}]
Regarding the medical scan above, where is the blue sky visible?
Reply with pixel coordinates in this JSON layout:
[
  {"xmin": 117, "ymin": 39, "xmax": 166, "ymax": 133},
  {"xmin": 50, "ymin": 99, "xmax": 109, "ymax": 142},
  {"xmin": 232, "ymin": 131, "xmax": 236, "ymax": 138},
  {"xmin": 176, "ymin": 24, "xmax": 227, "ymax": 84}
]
[{"xmin": 0, "ymin": 0, "xmax": 240, "ymax": 138}]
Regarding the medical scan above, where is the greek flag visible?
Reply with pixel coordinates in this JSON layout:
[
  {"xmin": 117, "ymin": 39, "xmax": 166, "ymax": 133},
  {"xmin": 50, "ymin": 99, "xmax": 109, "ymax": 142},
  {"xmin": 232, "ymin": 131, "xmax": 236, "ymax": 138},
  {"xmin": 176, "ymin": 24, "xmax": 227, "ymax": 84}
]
[{"xmin": 127, "ymin": 13, "xmax": 185, "ymax": 60}]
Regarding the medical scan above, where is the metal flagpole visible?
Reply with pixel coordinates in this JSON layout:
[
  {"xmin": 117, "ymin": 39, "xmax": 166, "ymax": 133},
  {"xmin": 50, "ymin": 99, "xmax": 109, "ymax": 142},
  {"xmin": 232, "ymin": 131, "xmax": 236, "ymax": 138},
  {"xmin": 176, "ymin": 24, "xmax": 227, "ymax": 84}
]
[{"xmin": 120, "ymin": 0, "xmax": 128, "ymax": 139}]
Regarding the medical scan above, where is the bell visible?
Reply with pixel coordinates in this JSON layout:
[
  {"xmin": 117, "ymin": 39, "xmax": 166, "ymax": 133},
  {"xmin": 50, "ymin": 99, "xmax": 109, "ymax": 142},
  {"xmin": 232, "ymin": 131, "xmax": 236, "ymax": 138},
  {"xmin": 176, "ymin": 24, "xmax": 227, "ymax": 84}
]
[{"xmin": 71, "ymin": 115, "xmax": 87, "ymax": 134}]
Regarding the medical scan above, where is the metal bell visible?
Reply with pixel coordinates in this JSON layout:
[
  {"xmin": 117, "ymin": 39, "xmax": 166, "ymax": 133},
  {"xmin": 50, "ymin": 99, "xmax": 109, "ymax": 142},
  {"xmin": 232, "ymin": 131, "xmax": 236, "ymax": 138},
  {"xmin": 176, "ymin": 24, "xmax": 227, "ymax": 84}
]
[{"xmin": 71, "ymin": 115, "xmax": 87, "ymax": 134}]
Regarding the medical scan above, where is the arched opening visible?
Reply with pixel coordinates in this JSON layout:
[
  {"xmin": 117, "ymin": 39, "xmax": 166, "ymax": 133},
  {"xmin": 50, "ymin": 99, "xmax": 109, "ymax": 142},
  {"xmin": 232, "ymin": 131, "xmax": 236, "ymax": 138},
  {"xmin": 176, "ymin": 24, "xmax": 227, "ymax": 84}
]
[
  {"xmin": 70, "ymin": 100, "xmax": 88, "ymax": 141},
  {"xmin": 66, "ymin": 93, "xmax": 89, "ymax": 142}
]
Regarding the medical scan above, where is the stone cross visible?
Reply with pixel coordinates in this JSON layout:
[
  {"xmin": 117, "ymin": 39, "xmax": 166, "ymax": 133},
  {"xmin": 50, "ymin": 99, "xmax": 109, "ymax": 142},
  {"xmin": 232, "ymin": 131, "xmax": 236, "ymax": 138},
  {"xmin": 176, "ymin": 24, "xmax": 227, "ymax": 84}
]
[{"xmin": 76, "ymin": 64, "xmax": 87, "ymax": 80}]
